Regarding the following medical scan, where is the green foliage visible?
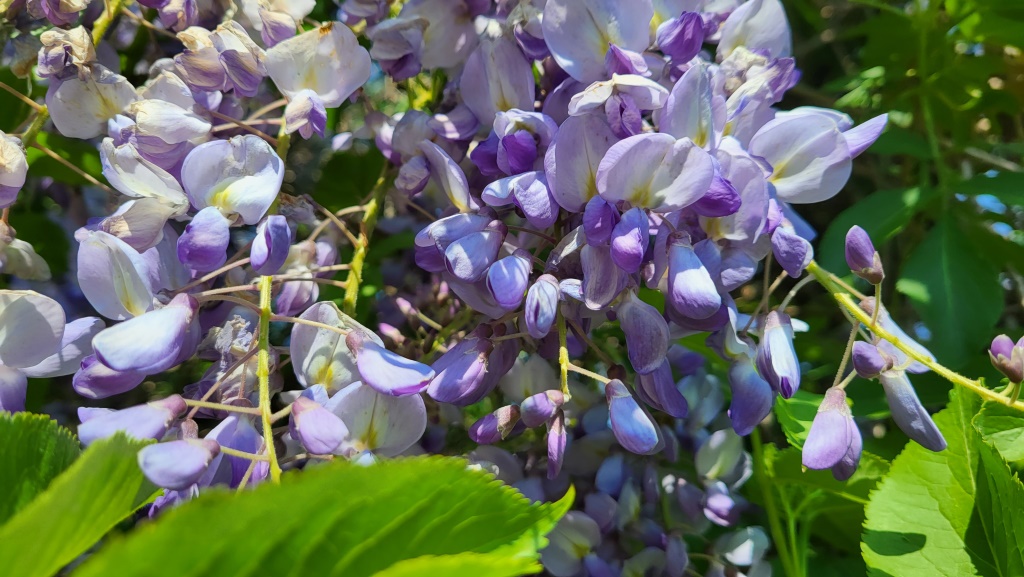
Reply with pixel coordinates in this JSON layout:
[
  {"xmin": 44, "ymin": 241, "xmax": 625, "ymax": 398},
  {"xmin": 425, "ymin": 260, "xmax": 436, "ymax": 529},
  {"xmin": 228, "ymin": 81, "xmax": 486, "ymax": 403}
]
[
  {"xmin": 895, "ymin": 217, "xmax": 1002, "ymax": 367},
  {"xmin": 74, "ymin": 456, "xmax": 571, "ymax": 577},
  {"xmin": 816, "ymin": 188, "xmax": 936, "ymax": 272},
  {"xmin": 773, "ymin": 390, "xmax": 824, "ymax": 450},
  {"xmin": 0, "ymin": 412, "xmax": 80, "ymax": 524},
  {"xmin": 0, "ymin": 433, "xmax": 156, "ymax": 577},
  {"xmin": 24, "ymin": 132, "xmax": 105, "ymax": 186},
  {"xmin": 861, "ymin": 389, "xmax": 1024, "ymax": 576},
  {"xmin": 973, "ymin": 402, "xmax": 1024, "ymax": 471},
  {"xmin": 756, "ymin": 445, "xmax": 889, "ymax": 557}
]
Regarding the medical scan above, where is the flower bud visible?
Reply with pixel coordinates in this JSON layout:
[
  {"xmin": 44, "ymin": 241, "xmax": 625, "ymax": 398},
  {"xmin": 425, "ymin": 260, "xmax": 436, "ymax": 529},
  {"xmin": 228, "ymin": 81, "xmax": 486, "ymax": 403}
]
[
  {"xmin": 851, "ymin": 341, "xmax": 892, "ymax": 379},
  {"xmin": 610, "ymin": 207, "xmax": 650, "ymax": 274},
  {"xmin": 251, "ymin": 215, "xmax": 292, "ymax": 275},
  {"xmin": 468, "ymin": 405, "xmax": 521, "ymax": 444},
  {"xmin": 427, "ymin": 330, "xmax": 493, "ymax": 405},
  {"xmin": 606, "ymin": 379, "xmax": 663, "ymax": 455},
  {"xmin": 802, "ymin": 388, "xmax": 861, "ymax": 479},
  {"xmin": 0, "ymin": 366, "xmax": 27, "ymax": 413},
  {"xmin": 755, "ymin": 311, "xmax": 801, "ymax": 398},
  {"xmin": 486, "ymin": 249, "xmax": 531, "ymax": 311},
  {"xmin": 177, "ymin": 206, "xmax": 231, "ymax": 272},
  {"xmin": 138, "ymin": 439, "xmax": 220, "ymax": 490},
  {"xmin": 657, "ymin": 12, "xmax": 705, "ymax": 62},
  {"xmin": 346, "ymin": 330, "xmax": 434, "ymax": 397},
  {"xmin": 290, "ymin": 395, "xmax": 349, "ymax": 455},
  {"xmin": 78, "ymin": 395, "xmax": 187, "ymax": 446},
  {"xmin": 845, "ymin": 225, "xmax": 884, "ymax": 284},
  {"xmin": 990, "ymin": 334, "xmax": 1024, "ymax": 384},
  {"xmin": 771, "ymin": 226, "xmax": 812, "ymax": 278},
  {"xmin": 667, "ymin": 232, "xmax": 721, "ymax": 320},
  {"xmin": 524, "ymin": 274, "xmax": 560, "ymax": 339},
  {"xmin": 521, "ymin": 390, "xmax": 566, "ymax": 428},
  {"xmin": 547, "ymin": 411, "xmax": 567, "ymax": 479}
]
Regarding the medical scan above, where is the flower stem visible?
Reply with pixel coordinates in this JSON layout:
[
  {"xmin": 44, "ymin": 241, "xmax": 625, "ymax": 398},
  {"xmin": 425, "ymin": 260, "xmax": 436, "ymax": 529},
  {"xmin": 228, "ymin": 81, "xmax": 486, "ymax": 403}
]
[
  {"xmin": 751, "ymin": 428, "xmax": 799, "ymax": 577},
  {"xmin": 342, "ymin": 165, "xmax": 392, "ymax": 315},
  {"xmin": 92, "ymin": 0, "xmax": 127, "ymax": 45},
  {"xmin": 258, "ymin": 275, "xmax": 282, "ymax": 482},
  {"xmin": 557, "ymin": 310, "xmax": 572, "ymax": 400},
  {"xmin": 806, "ymin": 260, "xmax": 1021, "ymax": 409}
]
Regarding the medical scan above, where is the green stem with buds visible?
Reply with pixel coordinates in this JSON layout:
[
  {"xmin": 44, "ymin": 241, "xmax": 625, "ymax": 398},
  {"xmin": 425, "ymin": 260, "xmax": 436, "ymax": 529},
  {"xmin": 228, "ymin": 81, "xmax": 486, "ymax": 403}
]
[
  {"xmin": 257, "ymin": 275, "xmax": 282, "ymax": 482},
  {"xmin": 806, "ymin": 261, "xmax": 1021, "ymax": 409}
]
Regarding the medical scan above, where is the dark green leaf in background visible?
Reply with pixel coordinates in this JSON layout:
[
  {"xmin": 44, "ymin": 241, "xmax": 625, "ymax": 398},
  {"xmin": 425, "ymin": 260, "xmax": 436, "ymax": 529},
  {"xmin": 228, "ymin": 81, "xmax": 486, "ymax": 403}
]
[{"xmin": 895, "ymin": 217, "xmax": 1002, "ymax": 368}]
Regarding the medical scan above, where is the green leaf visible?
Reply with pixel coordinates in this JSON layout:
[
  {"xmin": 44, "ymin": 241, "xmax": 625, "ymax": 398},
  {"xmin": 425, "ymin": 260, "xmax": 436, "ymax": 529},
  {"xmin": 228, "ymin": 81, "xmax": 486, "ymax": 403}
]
[
  {"xmin": 817, "ymin": 187, "xmax": 936, "ymax": 271},
  {"xmin": 0, "ymin": 434, "xmax": 156, "ymax": 577},
  {"xmin": 372, "ymin": 553, "xmax": 541, "ymax": 577},
  {"xmin": 895, "ymin": 217, "xmax": 1002, "ymax": 367},
  {"xmin": 954, "ymin": 171, "xmax": 1024, "ymax": 207},
  {"xmin": 759, "ymin": 446, "xmax": 889, "ymax": 554},
  {"xmin": 773, "ymin": 390, "xmax": 825, "ymax": 450},
  {"xmin": 861, "ymin": 389, "xmax": 1024, "ymax": 576},
  {"xmin": 312, "ymin": 149, "xmax": 386, "ymax": 213},
  {"xmin": 973, "ymin": 402, "xmax": 1024, "ymax": 470},
  {"xmin": 0, "ymin": 412, "xmax": 80, "ymax": 524},
  {"xmin": 74, "ymin": 456, "xmax": 571, "ymax": 577}
]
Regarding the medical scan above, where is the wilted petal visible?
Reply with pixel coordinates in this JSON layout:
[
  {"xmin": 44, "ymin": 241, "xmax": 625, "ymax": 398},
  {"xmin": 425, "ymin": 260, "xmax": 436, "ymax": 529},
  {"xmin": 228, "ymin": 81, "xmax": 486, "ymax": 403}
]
[
  {"xmin": 266, "ymin": 22, "xmax": 371, "ymax": 108},
  {"xmin": 521, "ymin": 390, "xmax": 566, "ymax": 428},
  {"xmin": 469, "ymin": 405, "xmax": 521, "ymax": 444},
  {"xmin": 0, "ymin": 291, "xmax": 66, "ymax": 369},
  {"xmin": 326, "ymin": 382, "xmax": 427, "ymax": 457},
  {"xmin": 597, "ymin": 133, "xmax": 714, "ymax": 212},
  {"xmin": 259, "ymin": 8, "xmax": 297, "ymax": 47},
  {"xmin": 78, "ymin": 395, "xmax": 186, "ymax": 446},
  {"xmin": 606, "ymin": 379, "xmax": 663, "ymax": 455},
  {"xmin": 138, "ymin": 439, "xmax": 220, "ymax": 490},
  {"xmin": 177, "ymin": 206, "xmax": 231, "ymax": 272},
  {"xmin": 290, "ymin": 395, "xmax": 349, "ymax": 454},
  {"xmin": 181, "ymin": 135, "xmax": 285, "ymax": 225},
  {"xmin": 879, "ymin": 370, "xmax": 946, "ymax": 452},
  {"xmin": 92, "ymin": 294, "xmax": 198, "ymax": 374},
  {"xmin": 347, "ymin": 331, "xmax": 434, "ymax": 396}
]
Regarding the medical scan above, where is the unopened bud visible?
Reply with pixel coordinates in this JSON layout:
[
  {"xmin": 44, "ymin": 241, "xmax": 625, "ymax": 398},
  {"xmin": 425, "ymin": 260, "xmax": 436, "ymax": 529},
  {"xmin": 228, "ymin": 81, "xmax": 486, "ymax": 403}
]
[{"xmin": 845, "ymin": 226, "xmax": 884, "ymax": 284}]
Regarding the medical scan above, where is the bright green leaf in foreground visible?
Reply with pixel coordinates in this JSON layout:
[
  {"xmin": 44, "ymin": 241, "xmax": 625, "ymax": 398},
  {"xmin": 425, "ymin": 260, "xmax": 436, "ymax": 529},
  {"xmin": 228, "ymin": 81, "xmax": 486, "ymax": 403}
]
[
  {"xmin": 773, "ymin": 390, "xmax": 825, "ymax": 450},
  {"xmin": 973, "ymin": 401, "xmax": 1024, "ymax": 470},
  {"xmin": 0, "ymin": 433, "xmax": 156, "ymax": 577},
  {"xmin": 0, "ymin": 411, "xmax": 80, "ymax": 525},
  {"xmin": 861, "ymin": 389, "xmax": 1024, "ymax": 576},
  {"xmin": 75, "ymin": 456, "xmax": 571, "ymax": 577}
]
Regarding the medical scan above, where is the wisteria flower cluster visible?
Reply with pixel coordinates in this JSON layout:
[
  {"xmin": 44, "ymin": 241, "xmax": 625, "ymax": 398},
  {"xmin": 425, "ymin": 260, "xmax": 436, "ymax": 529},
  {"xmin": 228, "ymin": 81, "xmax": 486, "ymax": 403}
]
[{"xmin": 2, "ymin": 0, "xmax": 997, "ymax": 575}]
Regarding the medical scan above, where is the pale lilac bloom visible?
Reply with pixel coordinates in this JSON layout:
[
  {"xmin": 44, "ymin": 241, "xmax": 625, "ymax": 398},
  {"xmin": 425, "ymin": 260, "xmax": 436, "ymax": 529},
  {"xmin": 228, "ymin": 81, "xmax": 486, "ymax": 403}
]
[
  {"xmin": 541, "ymin": 0, "xmax": 655, "ymax": 83},
  {"xmin": 46, "ymin": 65, "xmax": 139, "ymax": 139},
  {"xmin": 325, "ymin": 382, "xmax": 427, "ymax": 457},
  {"xmin": 78, "ymin": 395, "xmax": 187, "ymax": 446},
  {"xmin": 460, "ymin": 34, "xmax": 536, "ymax": 126},
  {"xmin": 139, "ymin": 439, "xmax": 220, "ymax": 490}
]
